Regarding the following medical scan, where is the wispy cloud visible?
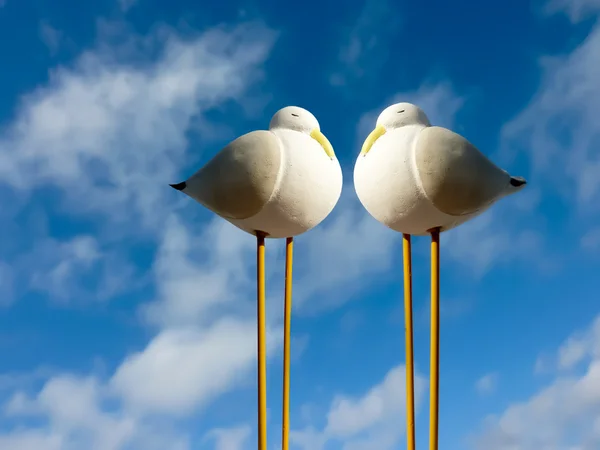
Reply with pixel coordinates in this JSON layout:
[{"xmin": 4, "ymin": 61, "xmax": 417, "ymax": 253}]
[
  {"xmin": 0, "ymin": 21, "xmax": 276, "ymax": 235},
  {"xmin": 0, "ymin": 20, "xmax": 276, "ymax": 306},
  {"xmin": 581, "ymin": 227, "xmax": 600, "ymax": 252},
  {"xmin": 501, "ymin": 20, "xmax": 600, "ymax": 213},
  {"xmin": 203, "ymin": 425, "xmax": 252, "ymax": 450},
  {"xmin": 119, "ymin": 0, "xmax": 138, "ymax": 12},
  {"xmin": 140, "ymin": 216, "xmax": 256, "ymax": 328},
  {"xmin": 544, "ymin": 0, "xmax": 600, "ymax": 22},
  {"xmin": 476, "ymin": 372, "xmax": 499, "ymax": 396},
  {"xmin": 39, "ymin": 21, "xmax": 62, "ymax": 55},
  {"xmin": 470, "ymin": 314, "xmax": 600, "ymax": 449},
  {"xmin": 443, "ymin": 205, "xmax": 548, "ymax": 278},
  {"xmin": 413, "ymin": 296, "xmax": 474, "ymax": 326},
  {"xmin": 0, "ymin": 261, "xmax": 13, "ymax": 306},
  {"xmin": 329, "ymin": 0, "xmax": 400, "ymax": 88},
  {"xmin": 3, "ymin": 374, "xmax": 190, "ymax": 450},
  {"xmin": 291, "ymin": 364, "xmax": 426, "ymax": 450},
  {"xmin": 111, "ymin": 318, "xmax": 282, "ymax": 416},
  {"xmin": 1, "ymin": 232, "xmax": 138, "ymax": 306}
]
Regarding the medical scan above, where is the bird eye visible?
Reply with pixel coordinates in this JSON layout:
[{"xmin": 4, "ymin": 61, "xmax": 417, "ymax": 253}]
[
  {"xmin": 397, "ymin": 110, "xmax": 405, "ymax": 113},
  {"xmin": 291, "ymin": 113, "xmax": 299, "ymax": 117}
]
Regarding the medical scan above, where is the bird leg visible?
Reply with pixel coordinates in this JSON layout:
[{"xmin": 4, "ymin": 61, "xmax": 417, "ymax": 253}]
[
  {"xmin": 402, "ymin": 234, "xmax": 417, "ymax": 450},
  {"xmin": 429, "ymin": 228, "xmax": 441, "ymax": 450},
  {"xmin": 256, "ymin": 232, "xmax": 267, "ymax": 450},
  {"xmin": 281, "ymin": 237, "xmax": 294, "ymax": 450}
]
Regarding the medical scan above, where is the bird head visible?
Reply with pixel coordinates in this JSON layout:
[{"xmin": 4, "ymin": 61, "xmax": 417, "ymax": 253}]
[
  {"xmin": 360, "ymin": 102, "xmax": 431, "ymax": 156},
  {"xmin": 269, "ymin": 106, "xmax": 335, "ymax": 159}
]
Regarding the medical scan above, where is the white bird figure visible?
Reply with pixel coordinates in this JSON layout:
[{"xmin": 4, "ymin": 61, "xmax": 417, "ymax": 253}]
[
  {"xmin": 171, "ymin": 106, "xmax": 343, "ymax": 238},
  {"xmin": 354, "ymin": 102, "xmax": 526, "ymax": 236},
  {"xmin": 170, "ymin": 106, "xmax": 342, "ymax": 450},
  {"xmin": 353, "ymin": 102, "xmax": 526, "ymax": 450}
]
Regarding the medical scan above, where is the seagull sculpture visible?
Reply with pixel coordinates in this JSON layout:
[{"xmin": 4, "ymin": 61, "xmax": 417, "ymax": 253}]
[
  {"xmin": 354, "ymin": 102, "xmax": 526, "ymax": 450},
  {"xmin": 170, "ymin": 106, "xmax": 343, "ymax": 450}
]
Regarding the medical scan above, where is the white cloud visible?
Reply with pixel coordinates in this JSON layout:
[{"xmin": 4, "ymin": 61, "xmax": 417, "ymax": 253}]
[
  {"xmin": 471, "ymin": 314, "xmax": 600, "ymax": 449},
  {"xmin": 28, "ymin": 236, "xmax": 98, "ymax": 298},
  {"xmin": 119, "ymin": 0, "xmax": 138, "ymax": 12},
  {"xmin": 501, "ymin": 21, "xmax": 600, "ymax": 211},
  {"xmin": 4, "ymin": 376, "xmax": 141, "ymax": 450},
  {"xmin": 476, "ymin": 372, "xmax": 499, "ymax": 396},
  {"xmin": 499, "ymin": 7, "xmax": 600, "ymax": 264},
  {"xmin": 0, "ymin": 431, "xmax": 63, "ymax": 450},
  {"xmin": 557, "ymin": 317, "xmax": 600, "ymax": 371},
  {"xmin": 14, "ymin": 234, "xmax": 137, "ymax": 305},
  {"xmin": 442, "ymin": 206, "xmax": 546, "ymax": 277},
  {"xmin": 0, "ymin": 366, "xmax": 56, "ymax": 391},
  {"xmin": 329, "ymin": 0, "xmax": 400, "ymax": 87},
  {"xmin": 581, "ymin": 228, "xmax": 600, "ymax": 251},
  {"xmin": 0, "ymin": 260, "xmax": 13, "ymax": 305},
  {"xmin": 291, "ymin": 364, "xmax": 426, "ymax": 450},
  {"xmin": 534, "ymin": 354, "xmax": 552, "ymax": 375},
  {"xmin": 0, "ymin": 19, "xmax": 276, "ymax": 308},
  {"xmin": 204, "ymin": 425, "xmax": 252, "ymax": 450},
  {"xmin": 326, "ymin": 366, "xmax": 411, "ymax": 436},
  {"xmin": 544, "ymin": 0, "xmax": 600, "ymax": 22},
  {"xmin": 1, "ymin": 327, "xmax": 273, "ymax": 448},
  {"xmin": 39, "ymin": 21, "xmax": 62, "ymax": 55},
  {"xmin": 0, "ymin": 20, "xmax": 276, "ymax": 235},
  {"xmin": 111, "ymin": 318, "xmax": 282, "ymax": 416},
  {"xmin": 413, "ymin": 296, "xmax": 474, "ymax": 326},
  {"xmin": 141, "ymin": 215, "xmax": 256, "ymax": 328}
]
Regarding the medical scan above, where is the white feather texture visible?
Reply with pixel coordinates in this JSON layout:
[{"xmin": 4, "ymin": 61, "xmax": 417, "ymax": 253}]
[
  {"xmin": 173, "ymin": 106, "xmax": 343, "ymax": 238},
  {"xmin": 354, "ymin": 102, "xmax": 526, "ymax": 235}
]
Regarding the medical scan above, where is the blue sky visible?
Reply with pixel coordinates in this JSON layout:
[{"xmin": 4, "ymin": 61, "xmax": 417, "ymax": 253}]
[{"xmin": 0, "ymin": 0, "xmax": 599, "ymax": 448}]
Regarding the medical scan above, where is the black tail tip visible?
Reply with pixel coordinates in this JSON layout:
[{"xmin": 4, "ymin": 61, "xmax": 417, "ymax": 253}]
[
  {"xmin": 169, "ymin": 181, "xmax": 187, "ymax": 191},
  {"xmin": 510, "ymin": 176, "xmax": 527, "ymax": 188}
]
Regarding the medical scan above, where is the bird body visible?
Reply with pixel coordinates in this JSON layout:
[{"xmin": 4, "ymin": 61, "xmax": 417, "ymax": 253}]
[
  {"xmin": 354, "ymin": 103, "xmax": 526, "ymax": 235},
  {"xmin": 172, "ymin": 107, "xmax": 343, "ymax": 238}
]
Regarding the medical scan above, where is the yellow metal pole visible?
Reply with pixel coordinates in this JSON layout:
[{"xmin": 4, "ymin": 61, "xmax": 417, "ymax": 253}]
[
  {"xmin": 281, "ymin": 237, "xmax": 294, "ymax": 450},
  {"xmin": 257, "ymin": 233, "xmax": 267, "ymax": 450},
  {"xmin": 402, "ymin": 234, "xmax": 416, "ymax": 450},
  {"xmin": 429, "ymin": 228, "xmax": 441, "ymax": 450}
]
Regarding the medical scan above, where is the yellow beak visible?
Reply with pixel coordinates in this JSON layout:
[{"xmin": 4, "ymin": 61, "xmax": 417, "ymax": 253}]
[
  {"xmin": 360, "ymin": 124, "xmax": 386, "ymax": 156},
  {"xmin": 310, "ymin": 128, "xmax": 335, "ymax": 159}
]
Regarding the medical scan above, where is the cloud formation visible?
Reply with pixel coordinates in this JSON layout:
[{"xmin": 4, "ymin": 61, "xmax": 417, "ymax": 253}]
[
  {"xmin": 291, "ymin": 364, "xmax": 426, "ymax": 450},
  {"xmin": 471, "ymin": 315, "xmax": 600, "ymax": 449},
  {"xmin": 0, "ymin": 17, "xmax": 280, "ymax": 450}
]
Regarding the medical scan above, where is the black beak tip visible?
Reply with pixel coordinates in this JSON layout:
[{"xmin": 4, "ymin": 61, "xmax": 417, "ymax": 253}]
[
  {"xmin": 510, "ymin": 176, "xmax": 527, "ymax": 188},
  {"xmin": 170, "ymin": 182, "xmax": 187, "ymax": 191}
]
